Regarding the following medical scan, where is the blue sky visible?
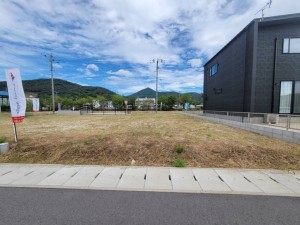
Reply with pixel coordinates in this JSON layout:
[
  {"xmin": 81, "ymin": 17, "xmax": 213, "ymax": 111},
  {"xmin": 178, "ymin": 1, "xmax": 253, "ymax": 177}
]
[{"xmin": 0, "ymin": 0, "xmax": 299, "ymax": 95}]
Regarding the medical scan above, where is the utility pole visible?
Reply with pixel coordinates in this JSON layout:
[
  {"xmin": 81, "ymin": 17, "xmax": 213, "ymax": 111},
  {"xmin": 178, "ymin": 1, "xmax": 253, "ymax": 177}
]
[
  {"xmin": 151, "ymin": 58, "xmax": 163, "ymax": 113},
  {"xmin": 44, "ymin": 51, "xmax": 56, "ymax": 114},
  {"xmin": 255, "ymin": 0, "xmax": 272, "ymax": 21}
]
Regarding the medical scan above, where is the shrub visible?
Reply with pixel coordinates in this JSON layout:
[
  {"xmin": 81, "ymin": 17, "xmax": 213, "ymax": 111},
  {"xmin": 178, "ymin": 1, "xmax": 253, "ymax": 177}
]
[
  {"xmin": 173, "ymin": 158, "xmax": 185, "ymax": 167},
  {"xmin": 176, "ymin": 145, "xmax": 185, "ymax": 153},
  {"xmin": 0, "ymin": 137, "xmax": 6, "ymax": 144}
]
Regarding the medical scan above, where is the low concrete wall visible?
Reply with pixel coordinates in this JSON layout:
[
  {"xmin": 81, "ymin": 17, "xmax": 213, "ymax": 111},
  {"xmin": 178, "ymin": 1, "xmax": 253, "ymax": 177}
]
[{"xmin": 185, "ymin": 113, "xmax": 300, "ymax": 145}]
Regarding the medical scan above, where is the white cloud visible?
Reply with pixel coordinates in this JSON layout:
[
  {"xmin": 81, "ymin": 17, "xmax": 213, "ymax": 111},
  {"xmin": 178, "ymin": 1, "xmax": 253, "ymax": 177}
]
[
  {"xmin": 76, "ymin": 64, "xmax": 100, "ymax": 77},
  {"xmin": 0, "ymin": 0, "xmax": 299, "ymax": 92},
  {"xmin": 107, "ymin": 69, "xmax": 134, "ymax": 77},
  {"xmin": 53, "ymin": 63, "xmax": 62, "ymax": 69},
  {"xmin": 187, "ymin": 59, "xmax": 202, "ymax": 68},
  {"xmin": 87, "ymin": 64, "xmax": 99, "ymax": 72}
]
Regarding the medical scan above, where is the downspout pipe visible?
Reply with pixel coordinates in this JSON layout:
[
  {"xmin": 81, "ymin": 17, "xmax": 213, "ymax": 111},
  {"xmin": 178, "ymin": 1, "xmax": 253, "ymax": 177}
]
[{"xmin": 271, "ymin": 38, "xmax": 277, "ymax": 113}]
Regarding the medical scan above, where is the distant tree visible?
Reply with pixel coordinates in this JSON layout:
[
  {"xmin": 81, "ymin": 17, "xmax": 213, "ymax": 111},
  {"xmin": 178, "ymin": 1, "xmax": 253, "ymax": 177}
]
[
  {"xmin": 97, "ymin": 95, "xmax": 106, "ymax": 107},
  {"xmin": 112, "ymin": 95, "xmax": 125, "ymax": 109},
  {"xmin": 181, "ymin": 94, "xmax": 192, "ymax": 104},
  {"xmin": 158, "ymin": 95, "xmax": 176, "ymax": 110},
  {"xmin": 166, "ymin": 95, "xmax": 177, "ymax": 109},
  {"xmin": 61, "ymin": 97, "xmax": 74, "ymax": 109},
  {"xmin": 26, "ymin": 99, "xmax": 33, "ymax": 112},
  {"xmin": 127, "ymin": 96, "xmax": 136, "ymax": 109}
]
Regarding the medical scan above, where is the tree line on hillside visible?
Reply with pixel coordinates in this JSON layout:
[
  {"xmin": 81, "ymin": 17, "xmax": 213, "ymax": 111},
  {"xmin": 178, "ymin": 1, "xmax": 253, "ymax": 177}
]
[{"xmin": 27, "ymin": 93, "xmax": 202, "ymax": 111}]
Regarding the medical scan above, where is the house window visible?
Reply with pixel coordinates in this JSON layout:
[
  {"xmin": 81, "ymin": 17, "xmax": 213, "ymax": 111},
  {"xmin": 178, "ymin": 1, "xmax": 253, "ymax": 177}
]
[
  {"xmin": 279, "ymin": 81, "xmax": 300, "ymax": 114},
  {"xmin": 283, "ymin": 38, "xmax": 300, "ymax": 53},
  {"xmin": 210, "ymin": 64, "xmax": 218, "ymax": 76}
]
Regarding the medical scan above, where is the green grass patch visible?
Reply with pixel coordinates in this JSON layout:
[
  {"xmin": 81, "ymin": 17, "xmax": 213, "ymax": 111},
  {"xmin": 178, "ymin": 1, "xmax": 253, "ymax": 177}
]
[
  {"xmin": 175, "ymin": 145, "xmax": 185, "ymax": 153},
  {"xmin": 0, "ymin": 137, "xmax": 6, "ymax": 144},
  {"xmin": 173, "ymin": 158, "xmax": 185, "ymax": 167}
]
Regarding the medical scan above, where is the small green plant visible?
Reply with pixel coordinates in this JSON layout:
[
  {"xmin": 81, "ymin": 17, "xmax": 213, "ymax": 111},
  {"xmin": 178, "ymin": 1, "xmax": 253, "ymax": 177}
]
[
  {"xmin": 173, "ymin": 158, "xmax": 185, "ymax": 167},
  {"xmin": 0, "ymin": 137, "xmax": 6, "ymax": 144},
  {"xmin": 175, "ymin": 145, "xmax": 185, "ymax": 153}
]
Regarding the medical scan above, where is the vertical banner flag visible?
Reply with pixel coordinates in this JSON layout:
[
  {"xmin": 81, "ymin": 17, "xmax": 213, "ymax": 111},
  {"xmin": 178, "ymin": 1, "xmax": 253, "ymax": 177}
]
[
  {"xmin": 32, "ymin": 98, "xmax": 40, "ymax": 112},
  {"xmin": 185, "ymin": 102, "xmax": 190, "ymax": 111},
  {"xmin": 5, "ymin": 69, "xmax": 26, "ymax": 123}
]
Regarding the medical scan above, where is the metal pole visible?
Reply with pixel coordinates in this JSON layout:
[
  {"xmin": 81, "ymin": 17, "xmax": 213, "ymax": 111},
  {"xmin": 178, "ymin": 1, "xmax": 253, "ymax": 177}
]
[
  {"xmin": 12, "ymin": 123, "xmax": 18, "ymax": 143},
  {"xmin": 50, "ymin": 52, "xmax": 55, "ymax": 114},
  {"xmin": 156, "ymin": 59, "xmax": 158, "ymax": 113}
]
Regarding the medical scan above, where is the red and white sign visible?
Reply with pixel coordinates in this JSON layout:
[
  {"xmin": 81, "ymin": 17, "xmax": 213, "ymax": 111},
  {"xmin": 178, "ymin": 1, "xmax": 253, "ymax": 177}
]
[{"xmin": 5, "ymin": 69, "xmax": 26, "ymax": 123}]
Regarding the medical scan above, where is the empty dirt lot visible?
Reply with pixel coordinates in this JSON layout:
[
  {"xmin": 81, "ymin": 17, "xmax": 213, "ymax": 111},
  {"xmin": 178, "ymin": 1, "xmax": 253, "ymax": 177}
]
[{"xmin": 0, "ymin": 112, "xmax": 299, "ymax": 170}]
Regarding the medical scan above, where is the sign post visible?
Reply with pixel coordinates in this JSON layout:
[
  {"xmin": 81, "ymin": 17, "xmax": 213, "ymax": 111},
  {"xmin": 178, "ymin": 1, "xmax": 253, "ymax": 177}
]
[{"xmin": 5, "ymin": 69, "xmax": 26, "ymax": 142}]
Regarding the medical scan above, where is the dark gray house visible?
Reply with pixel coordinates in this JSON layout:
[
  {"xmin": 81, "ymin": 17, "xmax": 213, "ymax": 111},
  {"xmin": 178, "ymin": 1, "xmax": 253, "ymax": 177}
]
[{"xmin": 203, "ymin": 14, "xmax": 300, "ymax": 114}]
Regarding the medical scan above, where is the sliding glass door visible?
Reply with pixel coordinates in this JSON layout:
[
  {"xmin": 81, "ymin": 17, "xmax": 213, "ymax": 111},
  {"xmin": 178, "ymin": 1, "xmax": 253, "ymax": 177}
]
[
  {"xmin": 279, "ymin": 81, "xmax": 293, "ymax": 114},
  {"xmin": 279, "ymin": 81, "xmax": 300, "ymax": 114}
]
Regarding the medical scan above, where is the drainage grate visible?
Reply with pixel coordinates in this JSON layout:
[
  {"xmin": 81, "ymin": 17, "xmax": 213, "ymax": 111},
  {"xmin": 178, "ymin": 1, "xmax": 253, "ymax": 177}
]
[
  {"xmin": 94, "ymin": 173, "xmax": 100, "ymax": 179},
  {"xmin": 24, "ymin": 171, "xmax": 34, "ymax": 176},
  {"xmin": 243, "ymin": 176, "xmax": 251, "ymax": 183},
  {"xmin": 71, "ymin": 172, "xmax": 78, "ymax": 178},
  {"xmin": 269, "ymin": 177, "xmax": 279, "ymax": 183},
  {"xmin": 144, "ymin": 174, "xmax": 147, "ymax": 180},
  {"xmin": 1, "ymin": 171, "xmax": 12, "ymax": 176},
  {"xmin": 193, "ymin": 175, "xmax": 197, "ymax": 181},
  {"xmin": 218, "ymin": 176, "xmax": 224, "ymax": 182},
  {"xmin": 169, "ymin": 175, "xmax": 171, "ymax": 181},
  {"xmin": 119, "ymin": 173, "xmax": 123, "ymax": 179},
  {"xmin": 47, "ymin": 171, "xmax": 56, "ymax": 177}
]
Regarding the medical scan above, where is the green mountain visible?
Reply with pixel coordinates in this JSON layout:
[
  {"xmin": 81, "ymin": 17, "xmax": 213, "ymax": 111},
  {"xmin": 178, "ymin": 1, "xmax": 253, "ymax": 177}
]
[
  {"xmin": 128, "ymin": 88, "xmax": 203, "ymax": 102},
  {"xmin": 0, "ymin": 79, "xmax": 115, "ymax": 99}
]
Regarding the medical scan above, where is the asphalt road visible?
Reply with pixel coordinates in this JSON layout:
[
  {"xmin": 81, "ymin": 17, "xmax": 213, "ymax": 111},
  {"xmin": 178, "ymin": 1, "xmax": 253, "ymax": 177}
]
[{"xmin": 0, "ymin": 187, "xmax": 299, "ymax": 225}]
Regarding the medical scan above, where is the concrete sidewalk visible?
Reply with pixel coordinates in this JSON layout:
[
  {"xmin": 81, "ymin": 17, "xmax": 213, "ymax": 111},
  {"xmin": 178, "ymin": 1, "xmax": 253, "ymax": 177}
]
[{"xmin": 0, "ymin": 163, "xmax": 299, "ymax": 197}]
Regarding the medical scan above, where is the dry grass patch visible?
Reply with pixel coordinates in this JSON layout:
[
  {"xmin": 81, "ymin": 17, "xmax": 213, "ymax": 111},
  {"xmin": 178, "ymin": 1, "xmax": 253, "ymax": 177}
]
[{"xmin": 0, "ymin": 112, "xmax": 299, "ymax": 169}]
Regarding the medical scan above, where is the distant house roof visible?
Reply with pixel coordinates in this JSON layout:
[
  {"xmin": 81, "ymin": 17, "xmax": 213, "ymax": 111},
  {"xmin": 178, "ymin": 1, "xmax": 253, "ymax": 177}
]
[
  {"xmin": 0, "ymin": 91, "xmax": 8, "ymax": 97},
  {"xmin": 135, "ymin": 97, "xmax": 155, "ymax": 102}
]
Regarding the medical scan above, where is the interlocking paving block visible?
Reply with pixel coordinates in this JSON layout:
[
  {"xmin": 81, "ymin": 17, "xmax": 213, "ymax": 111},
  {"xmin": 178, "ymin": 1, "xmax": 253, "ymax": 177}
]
[
  {"xmin": 263, "ymin": 171, "xmax": 300, "ymax": 194},
  {"xmin": 0, "ymin": 164, "xmax": 20, "ymax": 176},
  {"xmin": 192, "ymin": 169, "xmax": 231, "ymax": 192},
  {"xmin": 38, "ymin": 166, "xmax": 82, "ymax": 186},
  {"xmin": 170, "ymin": 169, "xmax": 201, "ymax": 191},
  {"xmin": 90, "ymin": 167, "xmax": 125, "ymax": 188},
  {"xmin": 12, "ymin": 166, "xmax": 63, "ymax": 185},
  {"xmin": 63, "ymin": 166, "xmax": 104, "ymax": 187},
  {"xmin": 117, "ymin": 167, "xmax": 146, "ymax": 189},
  {"xmin": 215, "ymin": 169, "xmax": 263, "ymax": 193},
  {"xmin": 144, "ymin": 168, "xmax": 172, "ymax": 190},
  {"xmin": 240, "ymin": 170, "xmax": 294, "ymax": 194},
  {"xmin": 0, "ymin": 166, "xmax": 39, "ymax": 185}
]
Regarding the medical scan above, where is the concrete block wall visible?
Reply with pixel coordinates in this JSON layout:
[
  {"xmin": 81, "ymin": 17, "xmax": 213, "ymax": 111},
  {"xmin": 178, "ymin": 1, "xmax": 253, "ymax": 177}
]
[{"xmin": 185, "ymin": 113, "xmax": 300, "ymax": 144}]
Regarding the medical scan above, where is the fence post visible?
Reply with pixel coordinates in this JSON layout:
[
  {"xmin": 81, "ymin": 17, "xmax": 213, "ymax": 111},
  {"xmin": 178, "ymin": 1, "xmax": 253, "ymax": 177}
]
[
  {"xmin": 286, "ymin": 115, "xmax": 290, "ymax": 130},
  {"xmin": 227, "ymin": 112, "xmax": 229, "ymax": 118},
  {"xmin": 248, "ymin": 113, "xmax": 250, "ymax": 123}
]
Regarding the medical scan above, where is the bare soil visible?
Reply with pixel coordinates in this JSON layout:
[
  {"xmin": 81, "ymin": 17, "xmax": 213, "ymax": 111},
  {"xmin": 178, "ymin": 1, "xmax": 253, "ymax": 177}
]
[{"xmin": 0, "ymin": 112, "xmax": 299, "ymax": 170}]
